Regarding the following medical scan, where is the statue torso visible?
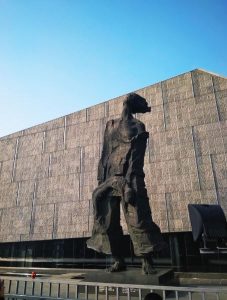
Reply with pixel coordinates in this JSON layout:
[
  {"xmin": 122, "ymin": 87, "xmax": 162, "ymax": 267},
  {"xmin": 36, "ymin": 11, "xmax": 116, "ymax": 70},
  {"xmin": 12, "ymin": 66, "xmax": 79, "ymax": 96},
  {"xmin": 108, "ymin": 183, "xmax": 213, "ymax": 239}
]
[{"xmin": 102, "ymin": 117, "xmax": 148, "ymax": 179}]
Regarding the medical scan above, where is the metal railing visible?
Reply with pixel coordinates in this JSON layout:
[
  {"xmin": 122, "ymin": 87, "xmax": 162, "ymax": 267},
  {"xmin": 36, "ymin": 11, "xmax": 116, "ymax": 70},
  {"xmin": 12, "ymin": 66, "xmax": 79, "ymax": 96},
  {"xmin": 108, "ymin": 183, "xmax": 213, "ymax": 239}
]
[{"xmin": 1, "ymin": 275, "xmax": 227, "ymax": 300}]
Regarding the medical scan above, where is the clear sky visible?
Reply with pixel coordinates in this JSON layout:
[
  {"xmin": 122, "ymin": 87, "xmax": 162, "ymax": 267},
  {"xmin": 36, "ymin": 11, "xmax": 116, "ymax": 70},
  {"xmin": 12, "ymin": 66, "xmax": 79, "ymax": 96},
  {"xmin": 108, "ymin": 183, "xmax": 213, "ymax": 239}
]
[{"xmin": 0, "ymin": 0, "xmax": 227, "ymax": 137}]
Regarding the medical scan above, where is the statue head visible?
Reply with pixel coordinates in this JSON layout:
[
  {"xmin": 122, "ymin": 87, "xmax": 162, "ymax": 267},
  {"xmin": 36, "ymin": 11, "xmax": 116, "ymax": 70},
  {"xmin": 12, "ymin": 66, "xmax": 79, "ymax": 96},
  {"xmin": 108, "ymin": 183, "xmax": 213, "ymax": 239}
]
[{"xmin": 124, "ymin": 93, "xmax": 151, "ymax": 114}]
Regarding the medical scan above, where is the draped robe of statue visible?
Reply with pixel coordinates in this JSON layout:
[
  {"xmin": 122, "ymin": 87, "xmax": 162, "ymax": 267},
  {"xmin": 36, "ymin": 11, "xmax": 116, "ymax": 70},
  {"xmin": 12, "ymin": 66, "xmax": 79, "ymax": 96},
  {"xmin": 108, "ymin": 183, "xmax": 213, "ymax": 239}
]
[{"xmin": 87, "ymin": 94, "xmax": 165, "ymax": 265}]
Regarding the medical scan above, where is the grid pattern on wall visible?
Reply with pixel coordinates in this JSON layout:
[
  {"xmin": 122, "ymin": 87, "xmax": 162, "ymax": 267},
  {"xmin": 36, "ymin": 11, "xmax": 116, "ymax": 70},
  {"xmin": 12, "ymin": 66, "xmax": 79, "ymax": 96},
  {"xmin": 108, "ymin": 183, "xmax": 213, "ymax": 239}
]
[{"xmin": 0, "ymin": 69, "xmax": 227, "ymax": 243}]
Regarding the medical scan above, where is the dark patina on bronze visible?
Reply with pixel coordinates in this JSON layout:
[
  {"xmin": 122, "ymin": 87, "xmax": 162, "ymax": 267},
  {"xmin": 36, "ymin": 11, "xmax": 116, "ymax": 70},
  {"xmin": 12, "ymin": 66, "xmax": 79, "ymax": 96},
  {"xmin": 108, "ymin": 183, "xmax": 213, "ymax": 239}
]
[{"xmin": 87, "ymin": 93, "xmax": 165, "ymax": 274}]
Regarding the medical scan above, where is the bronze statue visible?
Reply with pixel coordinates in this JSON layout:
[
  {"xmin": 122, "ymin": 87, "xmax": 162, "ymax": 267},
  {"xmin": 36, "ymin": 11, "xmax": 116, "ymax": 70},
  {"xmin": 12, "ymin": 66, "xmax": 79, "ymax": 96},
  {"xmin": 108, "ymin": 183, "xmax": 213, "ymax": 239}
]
[{"xmin": 87, "ymin": 93, "xmax": 165, "ymax": 274}]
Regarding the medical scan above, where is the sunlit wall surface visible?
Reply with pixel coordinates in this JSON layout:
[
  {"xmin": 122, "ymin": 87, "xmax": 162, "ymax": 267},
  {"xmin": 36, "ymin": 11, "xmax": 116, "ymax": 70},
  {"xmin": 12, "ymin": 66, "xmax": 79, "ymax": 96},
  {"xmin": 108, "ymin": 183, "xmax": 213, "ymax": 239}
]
[{"xmin": 0, "ymin": 69, "xmax": 226, "ymax": 243}]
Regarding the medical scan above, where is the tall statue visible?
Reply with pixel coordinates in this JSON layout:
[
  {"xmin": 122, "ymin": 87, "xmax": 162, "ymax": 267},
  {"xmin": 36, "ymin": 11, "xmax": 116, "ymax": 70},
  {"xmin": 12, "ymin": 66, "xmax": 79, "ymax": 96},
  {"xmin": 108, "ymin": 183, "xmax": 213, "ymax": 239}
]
[{"xmin": 87, "ymin": 93, "xmax": 165, "ymax": 274}]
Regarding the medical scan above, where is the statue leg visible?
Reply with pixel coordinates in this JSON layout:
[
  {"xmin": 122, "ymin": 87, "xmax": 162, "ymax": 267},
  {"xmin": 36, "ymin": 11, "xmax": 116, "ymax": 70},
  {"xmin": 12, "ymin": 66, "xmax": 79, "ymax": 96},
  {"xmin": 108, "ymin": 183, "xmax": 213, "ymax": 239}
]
[
  {"xmin": 122, "ymin": 178, "xmax": 165, "ymax": 274},
  {"xmin": 106, "ymin": 196, "xmax": 126, "ymax": 272},
  {"xmin": 141, "ymin": 254, "xmax": 156, "ymax": 275},
  {"xmin": 107, "ymin": 256, "xmax": 126, "ymax": 272},
  {"xmin": 87, "ymin": 177, "xmax": 127, "ymax": 270},
  {"xmin": 122, "ymin": 202, "xmax": 157, "ymax": 274},
  {"xmin": 87, "ymin": 182, "xmax": 114, "ymax": 254}
]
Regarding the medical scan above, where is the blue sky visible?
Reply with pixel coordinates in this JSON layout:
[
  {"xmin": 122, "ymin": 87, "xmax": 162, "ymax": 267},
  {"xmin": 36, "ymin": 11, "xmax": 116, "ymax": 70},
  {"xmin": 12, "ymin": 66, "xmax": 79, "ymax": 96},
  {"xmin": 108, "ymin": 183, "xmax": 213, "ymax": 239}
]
[{"xmin": 0, "ymin": 0, "xmax": 227, "ymax": 137}]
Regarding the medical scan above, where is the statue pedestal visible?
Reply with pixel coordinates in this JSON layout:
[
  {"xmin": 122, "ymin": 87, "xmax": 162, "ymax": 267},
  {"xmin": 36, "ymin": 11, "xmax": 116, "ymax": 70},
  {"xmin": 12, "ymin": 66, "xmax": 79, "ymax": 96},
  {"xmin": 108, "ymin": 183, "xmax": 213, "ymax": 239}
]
[{"xmin": 84, "ymin": 268, "xmax": 173, "ymax": 285}]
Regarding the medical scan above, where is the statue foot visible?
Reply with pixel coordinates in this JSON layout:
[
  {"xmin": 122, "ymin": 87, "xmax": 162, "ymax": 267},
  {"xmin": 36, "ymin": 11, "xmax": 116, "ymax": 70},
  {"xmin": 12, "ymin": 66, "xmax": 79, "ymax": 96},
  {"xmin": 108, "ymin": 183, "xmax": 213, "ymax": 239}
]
[
  {"xmin": 142, "ymin": 256, "xmax": 157, "ymax": 275},
  {"xmin": 107, "ymin": 258, "xmax": 126, "ymax": 272}
]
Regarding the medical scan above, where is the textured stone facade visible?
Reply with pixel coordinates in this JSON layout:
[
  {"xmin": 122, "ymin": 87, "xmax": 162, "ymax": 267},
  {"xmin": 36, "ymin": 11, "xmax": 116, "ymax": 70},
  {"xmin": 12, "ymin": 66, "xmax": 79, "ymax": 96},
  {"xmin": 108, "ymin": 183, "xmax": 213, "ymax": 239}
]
[{"xmin": 0, "ymin": 69, "xmax": 226, "ymax": 243}]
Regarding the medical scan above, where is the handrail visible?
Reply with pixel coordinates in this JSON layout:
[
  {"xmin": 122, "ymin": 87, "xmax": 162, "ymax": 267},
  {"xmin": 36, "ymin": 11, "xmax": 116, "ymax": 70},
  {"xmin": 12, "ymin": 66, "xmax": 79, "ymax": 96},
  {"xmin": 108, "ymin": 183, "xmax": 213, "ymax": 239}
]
[
  {"xmin": 1, "ymin": 275, "xmax": 227, "ymax": 300},
  {"xmin": 1, "ymin": 275, "xmax": 227, "ymax": 292}
]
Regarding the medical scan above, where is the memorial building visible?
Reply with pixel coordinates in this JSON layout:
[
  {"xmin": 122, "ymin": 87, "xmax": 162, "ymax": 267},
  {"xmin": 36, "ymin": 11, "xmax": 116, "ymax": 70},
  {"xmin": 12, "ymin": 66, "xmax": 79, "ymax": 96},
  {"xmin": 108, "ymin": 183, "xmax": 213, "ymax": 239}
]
[{"xmin": 0, "ymin": 69, "xmax": 226, "ymax": 270}]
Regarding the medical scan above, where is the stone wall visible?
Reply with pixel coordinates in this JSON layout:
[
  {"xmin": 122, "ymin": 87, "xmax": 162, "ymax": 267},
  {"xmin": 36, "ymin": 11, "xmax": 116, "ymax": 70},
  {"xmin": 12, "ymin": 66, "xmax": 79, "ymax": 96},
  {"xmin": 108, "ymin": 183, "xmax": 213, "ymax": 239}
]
[{"xmin": 0, "ymin": 69, "xmax": 226, "ymax": 243}]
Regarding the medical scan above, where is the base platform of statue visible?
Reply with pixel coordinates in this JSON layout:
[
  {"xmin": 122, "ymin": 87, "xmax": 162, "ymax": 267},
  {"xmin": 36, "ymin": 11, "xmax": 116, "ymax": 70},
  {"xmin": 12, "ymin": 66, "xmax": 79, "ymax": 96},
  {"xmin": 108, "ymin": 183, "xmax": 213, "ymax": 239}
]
[{"xmin": 84, "ymin": 268, "xmax": 174, "ymax": 285}]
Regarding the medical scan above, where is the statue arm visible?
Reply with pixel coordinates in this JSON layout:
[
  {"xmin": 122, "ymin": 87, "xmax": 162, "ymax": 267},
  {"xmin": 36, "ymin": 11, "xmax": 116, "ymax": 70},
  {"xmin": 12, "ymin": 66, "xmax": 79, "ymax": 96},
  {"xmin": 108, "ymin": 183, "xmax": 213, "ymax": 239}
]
[
  {"xmin": 124, "ymin": 131, "xmax": 149, "ymax": 204},
  {"xmin": 125, "ymin": 130, "xmax": 148, "ymax": 180},
  {"xmin": 97, "ymin": 120, "xmax": 112, "ymax": 184}
]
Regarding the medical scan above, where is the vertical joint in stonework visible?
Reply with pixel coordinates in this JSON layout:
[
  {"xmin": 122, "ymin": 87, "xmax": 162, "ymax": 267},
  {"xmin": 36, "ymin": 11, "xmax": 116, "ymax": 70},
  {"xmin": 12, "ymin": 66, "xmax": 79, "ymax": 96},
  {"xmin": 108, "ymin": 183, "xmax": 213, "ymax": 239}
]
[
  {"xmin": 79, "ymin": 147, "xmax": 84, "ymax": 201},
  {"xmin": 164, "ymin": 193, "xmax": 171, "ymax": 232},
  {"xmin": 52, "ymin": 203, "xmax": 58, "ymax": 239},
  {"xmin": 104, "ymin": 101, "xmax": 109, "ymax": 118},
  {"xmin": 190, "ymin": 71, "xmax": 195, "ymax": 98},
  {"xmin": 29, "ymin": 181, "xmax": 37, "ymax": 236},
  {"xmin": 42, "ymin": 131, "xmax": 46, "ymax": 153},
  {"xmin": 211, "ymin": 76, "xmax": 221, "ymax": 122},
  {"xmin": 79, "ymin": 147, "xmax": 84, "ymax": 173},
  {"xmin": 11, "ymin": 137, "xmax": 19, "ymax": 183},
  {"xmin": 160, "ymin": 81, "xmax": 167, "ymax": 130},
  {"xmin": 191, "ymin": 126, "xmax": 202, "ymax": 190},
  {"xmin": 63, "ymin": 116, "xmax": 67, "ymax": 149},
  {"xmin": 48, "ymin": 153, "xmax": 52, "ymax": 177},
  {"xmin": 210, "ymin": 154, "xmax": 220, "ymax": 205},
  {"xmin": 0, "ymin": 161, "xmax": 2, "ymax": 177},
  {"xmin": 16, "ymin": 182, "xmax": 21, "ymax": 206},
  {"xmin": 99, "ymin": 119, "xmax": 105, "ymax": 158},
  {"xmin": 79, "ymin": 173, "xmax": 83, "ymax": 201},
  {"xmin": 86, "ymin": 108, "xmax": 89, "ymax": 122}
]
